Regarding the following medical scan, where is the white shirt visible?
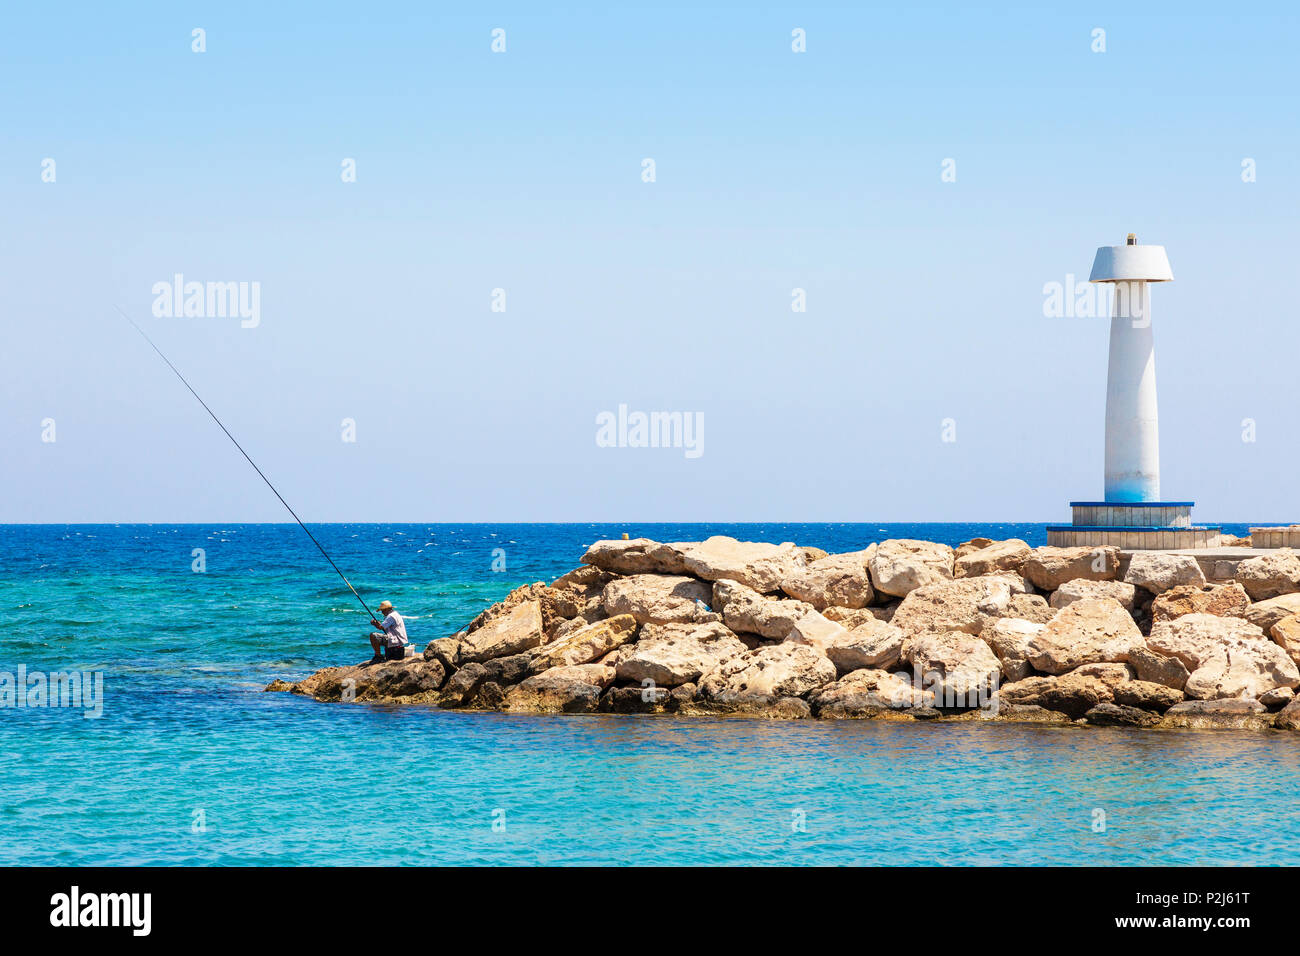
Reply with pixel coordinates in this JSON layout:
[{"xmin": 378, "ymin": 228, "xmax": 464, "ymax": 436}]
[{"xmin": 379, "ymin": 611, "xmax": 408, "ymax": 646}]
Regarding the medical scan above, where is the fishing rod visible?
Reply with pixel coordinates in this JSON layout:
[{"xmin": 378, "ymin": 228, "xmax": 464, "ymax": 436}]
[{"xmin": 114, "ymin": 305, "xmax": 379, "ymax": 623}]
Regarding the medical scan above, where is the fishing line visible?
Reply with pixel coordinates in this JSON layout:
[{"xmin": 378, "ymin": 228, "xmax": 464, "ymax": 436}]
[{"xmin": 114, "ymin": 305, "xmax": 379, "ymax": 622}]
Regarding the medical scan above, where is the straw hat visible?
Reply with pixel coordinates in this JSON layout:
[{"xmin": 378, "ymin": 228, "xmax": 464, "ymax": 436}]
[{"xmin": 377, "ymin": 600, "xmax": 394, "ymax": 613}]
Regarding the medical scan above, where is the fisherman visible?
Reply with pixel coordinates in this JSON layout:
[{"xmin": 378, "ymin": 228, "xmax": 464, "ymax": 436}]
[{"xmin": 367, "ymin": 600, "xmax": 410, "ymax": 663}]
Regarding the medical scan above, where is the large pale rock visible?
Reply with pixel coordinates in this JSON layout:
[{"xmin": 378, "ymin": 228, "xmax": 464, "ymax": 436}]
[
  {"xmin": 1050, "ymin": 579, "xmax": 1138, "ymax": 613},
  {"xmin": 901, "ymin": 630, "xmax": 1002, "ymax": 706},
  {"xmin": 785, "ymin": 609, "xmax": 904, "ymax": 674},
  {"xmin": 980, "ymin": 618, "xmax": 1045, "ymax": 682},
  {"xmin": 1124, "ymin": 552, "xmax": 1207, "ymax": 594},
  {"xmin": 547, "ymin": 565, "xmax": 614, "ymax": 618},
  {"xmin": 698, "ymin": 644, "xmax": 836, "ymax": 703},
  {"xmin": 674, "ymin": 536, "xmax": 808, "ymax": 593},
  {"xmin": 1147, "ymin": 613, "xmax": 1300, "ymax": 701},
  {"xmin": 422, "ymin": 636, "xmax": 462, "ymax": 669},
  {"xmin": 1270, "ymin": 614, "xmax": 1300, "ymax": 668},
  {"xmin": 1007, "ymin": 593, "xmax": 1055, "ymax": 624},
  {"xmin": 1159, "ymin": 699, "xmax": 1273, "ymax": 731},
  {"xmin": 955, "ymin": 539, "xmax": 1030, "ymax": 578},
  {"xmin": 1243, "ymin": 593, "xmax": 1300, "ymax": 633},
  {"xmin": 458, "ymin": 600, "xmax": 545, "ymax": 664},
  {"xmin": 955, "ymin": 538, "xmax": 995, "ymax": 560},
  {"xmin": 712, "ymin": 579, "xmax": 811, "ymax": 638},
  {"xmin": 1022, "ymin": 546, "xmax": 1120, "ymax": 591},
  {"xmin": 810, "ymin": 668, "xmax": 935, "ymax": 717},
  {"xmin": 1150, "ymin": 582, "xmax": 1250, "ymax": 623},
  {"xmin": 868, "ymin": 539, "xmax": 955, "ymax": 598},
  {"xmin": 503, "ymin": 663, "xmax": 615, "ymax": 713},
  {"xmin": 1234, "ymin": 549, "xmax": 1300, "ymax": 601},
  {"xmin": 614, "ymin": 622, "xmax": 749, "ymax": 688},
  {"xmin": 602, "ymin": 574, "xmax": 719, "ymax": 625},
  {"xmin": 292, "ymin": 658, "xmax": 447, "ymax": 703},
  {"xmin": 889, "ymin": 577, "xmax": 1012, "ymax": 637},
  {"xmin": 580, "ymin": 538, "xmax": 687, "ymax": 575},
  {"xmin": 1025, "ymin": 598, "xmax": 1143, "ymax": 675},
  {"xmin": 528, "ymin": 614, "xmax": 637, "ymax": 673},
  {"xmin": 466, "ymin": 582, "xmax": 566, "ymax": 639},
  {"xmin": 779, "ymin": 548, "xmax": 875, "ymax": 609}
]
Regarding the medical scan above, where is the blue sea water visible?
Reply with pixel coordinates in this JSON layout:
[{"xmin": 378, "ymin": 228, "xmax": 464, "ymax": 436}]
[{"xmin": 2, "ymin": 521, "xmax": 1294, "ymax": 867}]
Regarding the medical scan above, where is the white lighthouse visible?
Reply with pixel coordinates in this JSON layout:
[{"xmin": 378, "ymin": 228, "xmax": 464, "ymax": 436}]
[
  {"xmin": 1048, "ymin": 234, "xmax": 1222, "ymax": 549},
  {"xmin": 1092, "ymin": 233, "xmax": 1172, "ymax": 502}
]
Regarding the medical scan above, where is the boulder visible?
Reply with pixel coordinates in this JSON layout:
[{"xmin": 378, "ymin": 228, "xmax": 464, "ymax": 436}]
[
  {"xmin": 1050, "ymin": 579, "xmax": 1138, "ymax": 613},
  {"xmin": 821, "ymin": 606, "xmax": 879, "ymax": 629},
  {"xmin": 1123, "ymin": 552, "xmax": 1207, "ymax": 594},
  {"xmin": 458, "ymin": 600, "xmax": 545, "ymax": 664},
  {"xmin": 1007, "ymin": 593, "xmax": 1055, "ymax": 624},
  {"xmin": 954, "ymin": 538, "xmax": 1030, "ymax": 578},
  {"xmin": 785, "ymin": 609, "xmax": 905, "ymax": 674},
  {"xmin": 712, "ymin": 579, "xmax": 811, "ymax": 638},
  {"xmin": 472, "ymin": 681, "xmax": 507, "ymax": 710},
  {"xmin": 503, "ymin": 663, "xmax": 615, "ymax": 714},
  {"xmin": 1275, "ymin": 696, "xmax": 1300, "ymax": 731},
  {"xmin": 1159, "ymin": 699, "xmax": 1273, "ymax": 731},
  {"xmin": 889, "ymin": 577, "xmax": 1012, "ymax": 637},
  {"xmin": 466, "ymin": 582, "xmax": 564, "ymax": 638},
  {"xmin": 614, "ymin": 622, "xmax": 749, "ymax": 688},
  {"xmin": 547, "ymin": 565, "xmax": 613, "ymax": 618},
  {"xmin": 779, "ymin": 548, "xmax": 875, "ymax": 609},
  {"xmin": 264, "ymin": 679, "xmax": 293, "ymax": 692},
  {"xmin": 422, "ymin": 636, "xmax": 462, "ymax": 669},
  {"xmin": 599, "ymin": 685, "xmax": 671, "ymax": 714},
  {"xmin": 674, "ymin": 536, "xmax": 808, "ymax": 593},
  {"xmin": 980, "ymin": 618, "xmax": 1045, "ymax": 682},
  {"xmin": 810, "ymin": 668, "xmax": 935, "ymax": 717},
  {"xmin": 291, "ymin": 658, "xmax": 447, "ymax": 704},
  {"xmin": 698, "ymin": 644, "xmax": 837, "ymax": 703},
  {"xmin": 1128, "ymin": 646, "xmax": 1191, "ymax": 690},
  {"xmin": 602, "ymin": 574, "xmax": 719, "ymax": 625},
  {"xmin": 438, "ymin": 662, "xmax": 489, "ymax": 707},
  {"xmin": 999, "ymin": 671, "xmax": 1114, "ymax": 720},
  {"xmin": 1234, "ymin": 548, "xmax": 1300, "ymax": 601},
  {"xmin": 580, "ymin": 538, "xmax": 687, "ymax": 575},
  {"xmin": 868, "ymin": 539, "xmax": 955, "ymax": 598},
  {"xmin": 481, "ymin": 653, "xmax": 532, "ymax": 687},
  {"xmin": 1084, "ymin": 702, "xmax": 1161, "ymax": 727},
  {"xmin": 901, "ymin": 630, "xmax": 1002, "ymax": 707},
  {"xmin": 1243, "ymin": 593, "xmax": 1300, "ymax": 633},
  {"xmin": 528, "ymin": 614, "xmax": 637, "ymax": 672},
  {"xmin": 1150, "ymin": 582, "xmax": 1250, "ymax": 623},
  {"xmin": 1111, "ymin": 680, "xmax": 1184, "ymax": 712},
  {"xmin": 1025, "ymin": 598, "xmax": 1144, "ymax": 675},
  {"xmin": 955, "ymin": 537, "xmax": 995, "ymax": 560},
  {"xmin": 1147, "ymin": 613, "xmax": 1300, "ymax": 701},
  {"xmin": 1022, "ymin": 546, "xmax": 1120, "ymax": 591},
  {"xmin": 1270, "ymin": 614, "xmax": 1300, "ymax": 667},
  {"xmin": 1259, "ymin": 686, "xmax": 1294, "ymax": 709}
]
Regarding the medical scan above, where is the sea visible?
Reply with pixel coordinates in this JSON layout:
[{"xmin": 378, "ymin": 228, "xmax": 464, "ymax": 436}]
[{"xmin": 3, "ymin": 521, "xmax": 1296, "ymax": 867}]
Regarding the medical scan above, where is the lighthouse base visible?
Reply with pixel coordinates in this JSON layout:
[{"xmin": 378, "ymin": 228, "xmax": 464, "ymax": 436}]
[{"xmin": 1046, "ymin": 501, "xmax": 1222, "ymax": 550}]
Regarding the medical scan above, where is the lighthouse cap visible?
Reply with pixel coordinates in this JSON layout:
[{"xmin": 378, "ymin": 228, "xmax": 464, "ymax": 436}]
[{"xmin": 1089, "ymin": 233, "xmax": 1173, "ymax": 283}]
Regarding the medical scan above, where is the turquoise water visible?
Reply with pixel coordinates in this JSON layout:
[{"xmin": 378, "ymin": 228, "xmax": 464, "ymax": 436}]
[{"xmin": 4, "ymin": 522, "xmax": 1295, "ymax": 867}]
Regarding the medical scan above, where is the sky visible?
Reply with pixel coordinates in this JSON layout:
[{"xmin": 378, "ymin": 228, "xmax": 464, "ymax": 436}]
[{"xmin": 3, "ymin": 1, "xmax": 1298, "ymax": 522}]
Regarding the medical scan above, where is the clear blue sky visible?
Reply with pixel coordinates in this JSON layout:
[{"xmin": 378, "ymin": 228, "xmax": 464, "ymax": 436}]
[{"xmin": 3, "ymin": 1, "xmax": 1297, "ymax": 522}]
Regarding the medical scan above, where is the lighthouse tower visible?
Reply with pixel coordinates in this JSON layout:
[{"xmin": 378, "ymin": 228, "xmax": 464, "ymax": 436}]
[
  {"xmin": 1047, "ymin": 234, "xmax": 1221, "ymax": 549},
  {"xmin": 1094, "ymin": 233, "xmax": 1171, "ymax": 502}
]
